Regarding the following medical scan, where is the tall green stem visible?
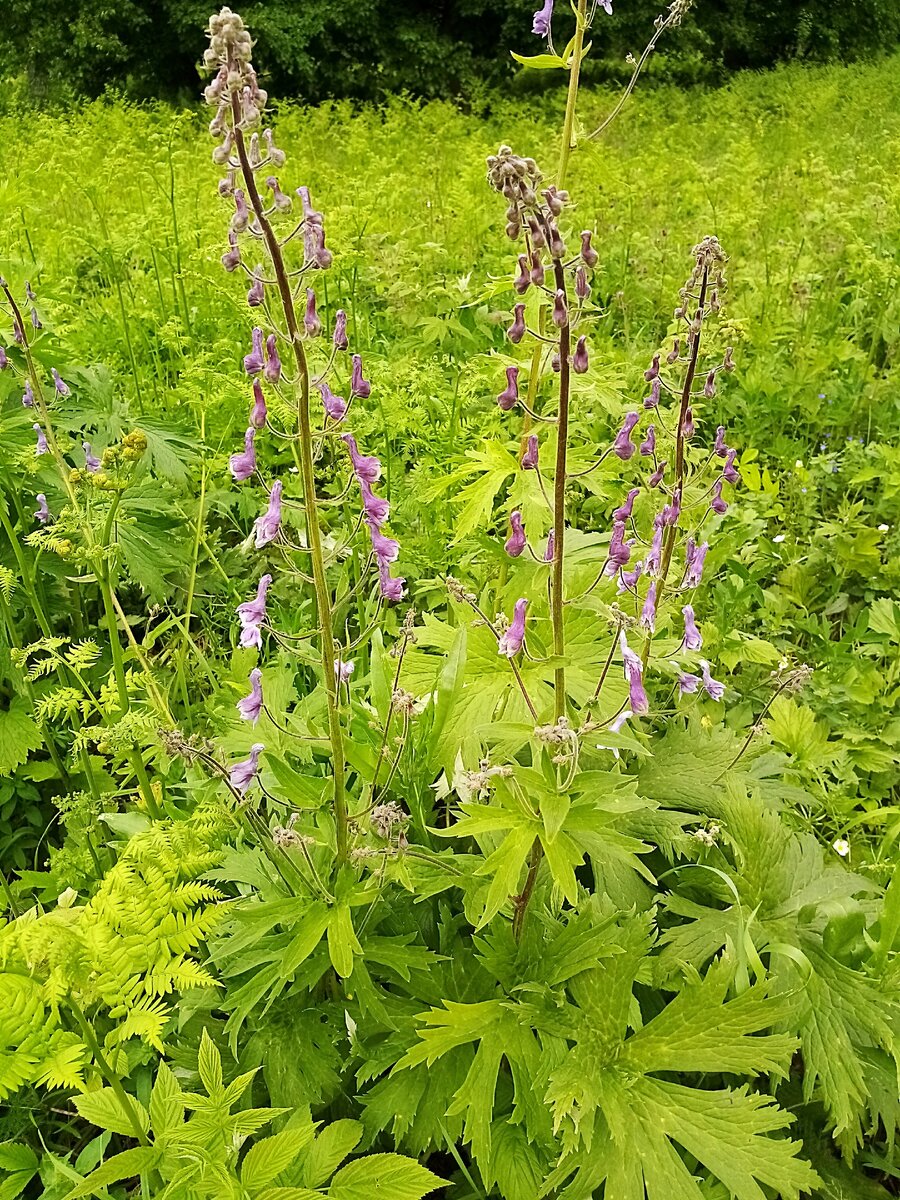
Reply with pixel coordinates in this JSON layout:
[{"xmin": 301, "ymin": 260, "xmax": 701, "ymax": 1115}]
[
  {"xmin": 551, "ymin": 261, "xmax": 572, "ymax": 719},
  {"xmin": 558, "ymin": 0, "xmax": 589, "ymax": 187},
  {"xmin": 231, "ymin": 106, "xmax": 349, "ymax": 864}
]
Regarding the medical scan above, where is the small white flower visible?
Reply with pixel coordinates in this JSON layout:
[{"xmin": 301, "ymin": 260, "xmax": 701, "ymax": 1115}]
[
  {"xmin": 878, "ymin": 523, "xmax": 889, "ymax": 532},
  {"xmin": 773, "ymin": 534, "xmax": 786, "ymax": 544},
  {"xmin": 833, "ymin": 838, "xmax": 850, "ymax": 858},
  {"xmin": 794, "ymin": 459, "xmax": 803, "ymax": 468}
]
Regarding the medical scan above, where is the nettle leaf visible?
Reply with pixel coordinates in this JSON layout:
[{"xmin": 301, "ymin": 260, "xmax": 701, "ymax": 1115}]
[
  {"xmin": 327, "ymin": 1153, "xmax": 444, "ymax": 1199},
  {"xmin": 73, "ymin": 1088, "xmax": 150, "ymax": 1139}
]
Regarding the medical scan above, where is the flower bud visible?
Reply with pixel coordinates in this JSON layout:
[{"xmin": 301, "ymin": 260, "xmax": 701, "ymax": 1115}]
[
  {"xmin": 521, "ymin": 434, "xmax": 539, "ymax": 470},
  {"xmin": 264, "ymin": 334, "xmax": 281, "ymax": 383},
  {"xmin": 22, "ymin": 380, "xmax": 34, "ymax": 407},
  {"xmin": 613, "ymin": 412, "xmax": 640, "ymax": 460},
  {"xmin": 643, "ymin": 377, "xmax": 661, "ymax": 409},
  {"xmin": 351, "ymin": 354, "xmax": 371, "ymax": 399},
  {"xmin": 33, "ymin": 423, "xmax": 48, "ymax": 456},
  {"xmin": 232, "ymin": 189, "xmax": 249, "ymax": 233},
  {"xmin": 575, "ymin": 267, "xmax": 590, "ymax": 300},
  {"xmin": 30, "ymin": 307, "xmax": 41, "ymax": 330},
  {"xmin": 497, "ymin": 366, "xmax": 519, "ymax": 411},
  {"xmin": 643, "ymin": 353, "xmax": 660, "ymax": 381},
  {"xmin": 544, "ymin": 530, "xmax": 555, "ymax": 562},
  {"xmin": 552, "ymin": 289, "xmax": 567, "ymax": 328},
  {"xmin": 504, "ymin": 510, "xmax": 526, "ymax": 557},
  {"xmin": 648, "ymin": 460, "xmax": 666, "ymax": 488},
  {"xmin": 508, "ymin": 303, "xmax": 526, "ymax": 344},
  {"xmin": 666, "ymin": 339, "xmax": 680, "ymax": 364},
  {"xmin": 498, "ymin": 598, "xmax": 528, "ymax": 658},
  {"xmin": 264, "ymin": 129, "xmax": 286, "ymax": 167},
  {"xmin": 0, "ymin": 347, "xmax": 7, "ymax": 369},
  {"xmin": 710, "ymin": 478, "xmax": 728, "ymax": 514},
  {"xmin": 572, "ymin": 335, "xmax": 589, "ymax": 374},
  {"xmin": 640, "ymin": 425, "xmax": 656, "ymax": 457},
  {"xmin": 682, "ymin": 604, "xmax": 702, "ymax": 650},
  {"xmin": 526, "ymin": 215, "xmax": 546, "ymax": 249},
  {"xmin": 514, "ymin": 255, "xmax": 530, "ymax": 295},
  {"xmin": 681, "ymin": 408, "xmax": 695, "ymax": 439},
  {"xmin": 243, "ymin": 327, "xmax": 264, "ymax": 375},
  {"xmin": 304, "ymin": 289, "xmax": 322, "ymax": 336},
  {"xmin": 249, "ymin": 379, "xmax": 267, "ymax": 428},
  {"xmin": 529, "ymin": 251, "xmax": 545, "ymax": 287},
  {"xmin": 640, "ymin": 580, "xmax": 658, "ymax": 633},
  {"xmin": 247, "ymin": 265, "xmax": 265, "ymax": 307},
  {"xmin": 221, "ymin": 230, "xmax": 241, "ymax": 272},
  {"xmin": 34, "ymin": 494, "xmax": 50, "ymax": 524},
  {"xmin": 724, "ymin": 345, "xmax": 735, "ymax": 372},
  {"xmin": 703, "ymin": 370, "xmax": 716, "ymax": 399},
  {"xmin": 714, "ymin": 426, "xmax": 728, "ymax": 457},
  {"xmin": 51, "ymin": 369, "xmax": 70, "ymax": 396},
  {"xmin": 333, "ymin": 309, "xmax": 349, "ymax": 351},
  {"xmin": 580, "ymin": 230, "xmax": 599, "ymax": 268},
  {"xmin": 265, "ymin": 175, "xmax": 292, "ymax": 212},
  {"xmin": 723, "ymin": 449, "xmax": 740, "ymax": 485},
  {"xmin": 319, "ymin": 382, "xmax": 347, "ymax": 423}
]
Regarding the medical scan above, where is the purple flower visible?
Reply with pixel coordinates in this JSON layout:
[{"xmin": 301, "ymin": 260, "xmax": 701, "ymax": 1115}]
[
  {"xmin": 298, "ymin": 185, "xmax": 323, "ymax": 226},
  {"xmin": 22, "ymin": 381, "xmax": 34, "ymax": 408},
  {"xmin": 237, "ymin": 574, "xmax": 272, "ymax": 648},
  {"xmin": 308, "ymin": 223, "xmax": 332, "ymax": 270},
  {"xmin": 646, "ymin": 517, "xmax": 664, "ymax": 574},
  {"xmin": 222, "ymin": 230, "xmax": 241, "ymax": 272},
  {"xmin": 12, "ymin": 317, "xmax": 24, "ymax": 344},
  {"xmin": 304, "ymin": 289, "xmax": 321, "ymax": 337},
  {"xmin": 644, "ymin": 354, "xmax": 660, "ymax": 382},
  {"xmin": 499, "ymin": 598, "xmax": 528, "ymax": 658},
  {"xmin": 599, "ymin": 0, "xmax": 612, "ymax": 12},
  {"xmin": 34, "ymin": 494, "xmax": 50, "ymax": 524},
  {"xmin": 318, "ymin": 382, "xmax": 347, "ymax": 423},
  {"xmin": 704, "ymin": 370, "xmax": 717, "ymax": 399},
  {"xmin": 640, "ymin": 580, "xmax": 658, "ymax": 632},
  {"xmin": 613, "ymin": 412, "xmax": 640, "ymax": 460},
  {"xmin": 83, "ymin": 441, "xmax": 101, "ymax": 473},
  {"xmin": 681, "ymin": 408, "xmax": 695, "ymax": 439},
  {"xmin": 247, "ymin": 266, "xmax": 265, "ymax": 307},
  {"xmin": 249, "ymin": 380, "xmax": 267, "ymax": 429},
  {"xmin": 30, "ymin": 307, "xmax": 41, "ymax": 330},
  {"xmin": 608, "ymin": 520, "xmax": 632, "ymax": 568},
  {"xmin": 618, "ymin": 560, "xmax": 643, "ymax": 593},
  {"xmin": 530, "ymin": 252, "xmax": 545, "ymax": 287},
  {"xmin": 573, "ymin": 336, "xmax": 589, "ymax": 375},
  {"xmin": 232, "ymin": 189, "xmax": 249, "ymax": 233},
  {"xmin": 264, "ymin": 129, "xmax": 286, "ymax": 167},
  {"xmin": 640, "ymin": 425, "xmax": 656, "ymax": 457},
  {"xmin": 0, "ymin": 347, "xmax": 8, "ymax": 369},
  {"xmin": 254, "ymin": 480, "xmax": 283, "ymax": 547},
  {"xmin": 684, "ymin": 539, "xmax": 709, "ymax": 588},
  {"xmin": 620, "ymin": 630, "xmax": 649, "ymax": 715},
  {"xmin": 532, "ymin": 0, "xmax": 553, "ymax": 36},
  {"xmin": 335, "ymin": 659, "xmax": 355, "ymax": 685},
  {"xmin": 700, "ymin": 660, "xmax": 725, "ymax": 701},
  {"xmin": 333, "ymin": 309, "xmax": 349, "ymax": 351},
  {"xmin": 514, "ymin": 255, "xmax": 530, "ymax": 295},
  {"xmin": 497, "ymin": 365, "xmax": 519, "ymax": 411},
  {"xmin": 714, "ymin": 425, "xmax": 728, "ymax": 458},
  {"xmin": 51, "ymin": 369, "xmax": 70, "ymax": 397},
  {"xmin": 575, "ymin": 267, "xmax": 590, "ymax": 300},
  {"xmin": 544, "ymin": 530, "xmax": 555, "ymax": 563},
  {"xmin": 378, "ymin": 561, "xmax": 406, "ymax": 602},
  {"xmin": 25, "ymin": 281, "xmax": 35, "ymax": 301},
  {"xmin": 508, "ymin": 303, "xmax": 526, "ymax": 344},
  {"xmin": 244, "ymin": 328, "xmax": 264, "ymax": 375},
  {"xmin": 230, "ymin": 742, "xmax": 264, "ymax": 795},
  {"xmin": 580, "ymin": 230, "xmax": 599, "ymax": 268},
  {"xmin": 229, "ymin": 428, "xmax": 257, "ymax": 481},
  {"xmin": 679, "ymin": 604, "xmax": 701, "ymax": 652},
  {"xmin": 350, "ymin": 354, "xmax": 371, "ymax": 399},
  {"xmin": 33, "ymin": 424, "xmax": 48, "ymax": 456},
  {"xmin": 648, "ymin": 460, "xmax": 667, "ymax": 488},
  {"xmin": 361, "ymin": 478, "xmax": 390, "ymax": 528},
  {"xmin": 505, "ymin": 510, "xmax": 526, "ymax": 557},
  {"xmin": 723, "ymin": 448, "xmax": 740, "ymax": 485},
  {"xmin": 265, "ymin": 175, "xmax": 292, "ymax": 212},
  {"xmin": 264, "ymin": 334, "xmax": 282, "ymax": 383},
  {"xmin": 710, "ymin": 478, "xmax": 728, "ymax": 515},
  {"xmin": 644, "ymin": 377, "xmax": 661, "ymax": 409},
  {"xmin": 614, "ymin": 487, "xmax": 640, "ymax": 524},
  {"xmin": 369, "ymin": 526, "xmax": 400, "ymax": 564},
  {"xmin": 661, "ymin": 493, "xmax": 681, "ymax": 527},
  {"xmin": 678, "ymin": 672, "xmax": 701, "ymax": 695},
  {"xmin": 343, "ymin": 433, "xmax": 381, "ymax": 483},
  {"xmin": 237, "ymin": 668, "xmax": 264, "ymax": 724},
  {"xmin": 552, "ymin": 290, "xmax": 568, "ymax": 328}
]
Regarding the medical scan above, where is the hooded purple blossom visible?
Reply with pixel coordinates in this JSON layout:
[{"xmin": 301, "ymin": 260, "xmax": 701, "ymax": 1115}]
[
  {"xmin": 343, "ymin": 433, "xmax": 381, "ymax": 483},
  {"xmin": 532, "ymin": 0, "xmax": 553, "ymax": 36},
  {"xmin": 237, "ymin": 574, "xmax": 272, "ymax": 648},
  {"xmin": 618, "ymin": 560, "xmax": 643, "ymax": 593},
  {"xmin": 51, "ymin": 369, "xmax": 70, "ymax": 397},
  {"xmin": 247, "ymin": 266, "xmax": 265, "ymax": 307},
  {"xmin": 514, "ymin": 255, "xmax": 530, "ymax": 295},
  {"xmin": 640, "ymin": 580, "xmax": 658, "ymax": 632},
  {"xmin": 0, "ymin": 347, "xmax": 8, "ymax": 369},
  {"xmin": 232, "ymin": 189, "xmax": 249, "ymax": 232},
  {"xmin": 613, "ymin": 412, "xmax": 640, "ymax": 460},
  {"xmin": 244, "ymin": 327, "xmax": 264, "ymax": 375},
  {"xmin": 497, "ymin": 365, "xmax": 519, "ymax": 411},
  {"xmin": 304, "ymin": 289, "xmax": 321, "ymax": 336},
  {"xmin": 723, "ymin": 449, "xmax": 740, "ymax": 484},
  {"xmin": 521, "ymin": 435, "xmax": 539, "ymax": 470},
  {"xmin": 710, "ymin": 479, "xmax": 728, "ymax": 515},
  {"xmin": 378, "ymin": 561, "xmax": 406, "ymax": 602},
  {"xmin": 575, "ymin": 269, "xmax": 591, "ymax": 303},
  {"xmin": 599, "ymin": 0, "xmax": 612, "ymax": 12},
  {"xmin": 499, "ymin": 598, "xmax": 528, "ymax": 658},
  {"xmin": 369, "ymin": 526, "xmax": 400, "ymax": 564},
  {"xmin": 30, "ymin": 308, "xmax": 41, "ymax": 330},
  {"xmin": 681, "ymin": 408, "xmax": 695, "ymax": 440},
  {"xmin": 229, "ymin": 428, "xmax": 257, "ymax": 481},
  {"xmin": 704, "ymin": 370, "xmax": 717, "ymax": 399},
  {"xmin": 318, "ymin": 382, "xmax": 347, "ymax": 423},
  {"xmin": 648, "ymin": 460, "xmax": 667, "ymax": 488},
  {"xmin": 33, "ymin": 424, "xmax": 48, "ymax": 456},
  {"xmin": 544, "ymin": 530, "xmax": 555, "ymax": 563},
  {"xmin": 714, "ymin": 426, "xmax": 728, "ymax": 458},
  {"xmin": 644, "ymin": 354, "xmax": 660, "ymax": 382},
  {"xmin": 682, "ymin": 604, "xmax": 703, "ymax": 650},
  {"xmin": 249, "ymin": 380, "xmax": 267, "ymax": 429},
  {"xmin": 229, "ymin": 742, "xmax": 264, "ymax": 795},
  {"xmin": 360, "ymin": 479, "xmax": 390, "ymax": 527},
  {"xmin": 580, "ymin": 230, "xmax": 599, "ymax": 268},
  {"xmin": 264, "ymin": 334, "xmax": 282, "ymax": 383},
  {"xmin": 700, "ymin": 660, "xmax": 725, "ymax": 701},
  {"xmin": 684, "ymin": 539, "xmax": 709, "ymax": 588},
  {"xmin": 83, "ymin": 441, "xmax": 101, "ymax": 473},
  {"xmin": 678, "ymin": 672, "xmax": 701, "ymax": 695},
  {"xmin": 254, "ymin": 480, "xmax": 283, "ymax": 547},
  {"xmin": 508, "ymin": 303, "xmax": 526, "ymax": 344},
  {"xmin": 222, "ymin": 230, "xmax": 241, "ymax": 272},
  {"xmin": 573, "ymin": 336, "xmax": 589, "ymax": 375},
  {"xmin": 619, "ymin": 630, "xmax": 649, "ymax": 715},
  {"xmin": 661, "ymin": 493, "xmax": 681, "ymax": 527},
  {"xmin": 640, "ymin": 425, "xmax": 656, "ymax": 457},
  {"xmin": 237, "ymin": 668, "xmax": 264, "ymax": 724},
  {"xmin": 608, "ymin": 520, "xmax": 631, "ymax": 568},
  {"xmin": 34, "ymin": 494, "xmax": 50, "ymax": 524},
  {"xmin": 614, "ymin": 487, "xmax": 640, "ymax": 525},
  {"xmin": 530, "ymin": 252, "xmax": 545, "ymax": 287},
  {"xmin": 552, "ymin": 290, "xmax": 568, "ymax": 328},
  {"xmin": 22, "ymin": 380, "xmax": 34, "ymax": 408},
  {"xmin": 646, "ymin": 517, "xmax": 664, "ymax": 574},
  {"xmin": 333, "ymin": 309, "xmax": 349, "ymax": 351},
  {"xmin": 505, "ymin": 510, "xmax": 526, "ymax": 558},
  {"xmin": 644, "ymin": 377, "xmax": 661, "ymax": 409},
  {"xmin": 265, "ymin": 175, "xmax": 292, "ymax": 212},
  {"xmin": 335, "ymin": 659, "xmax": 355, "ymax": 685},
  {"xmin": 350, "ymin": 354, "xmax": 371, "ymax": 399}
]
